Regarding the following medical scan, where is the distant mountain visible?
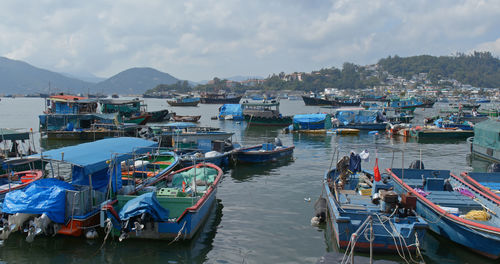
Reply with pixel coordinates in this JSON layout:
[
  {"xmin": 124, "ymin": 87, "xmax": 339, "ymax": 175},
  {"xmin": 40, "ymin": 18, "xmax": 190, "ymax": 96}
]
[
  {"xmin": 61, "ymin": 72, "xmax": 106, "ymax": 84},
  {"xmin": 92, "ymin": 67, "xmax": 179, "ymax": 95},
  {"xmin": 0, "ymin": 57, "xmax": 92, "ymax": 95}
]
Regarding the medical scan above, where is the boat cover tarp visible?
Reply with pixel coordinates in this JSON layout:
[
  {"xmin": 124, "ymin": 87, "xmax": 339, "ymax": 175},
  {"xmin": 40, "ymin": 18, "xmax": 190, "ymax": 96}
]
[
  {"xmin": 474, "ymin": 119, "xmax": 500, "ymax": 149},
  {"xmin": 336, "ymin": 110, "xmax": 381, "ymax": 125},
  {"xmin": 292, "ymin": 114, "xmax": 332, "ymax": 130},
  {"xmin": 118, "ymin": 192, "xmax": 169, "ymax": 221},
  {"xmin": 171, "ymin": 167, "xmax": 218, "ymax": 189},
  {"xmin": 32, "ymin": 137, "xmax": 157, "ymax": 191},
  {"xmin": 218, "ymin": 104, "xmax": 243, "ymax": 120},
  {"xmin": 2, "ymin": 178, "xmax": 76, "ymax": 223}
]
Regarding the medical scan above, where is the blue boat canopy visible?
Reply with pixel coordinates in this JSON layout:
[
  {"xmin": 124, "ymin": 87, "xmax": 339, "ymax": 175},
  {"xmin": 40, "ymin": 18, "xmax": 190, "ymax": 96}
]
[
  {"xmin": 2, "ymin": 178, "xmax": 76, "ymax": 223},
  {"xmin": 218, "ymin": 104, "xmax": 243, "ymax": 120},
  {"xmin": 293, "ymin": 113, "xmax": 332, "ymax": 130},
  {"xmin": 32, "ymin": 137, "xmax": 157, "ymax": 191},
  {"xmin": 335, "ymin": 110, "xmax": 383, "ymax": 125}
]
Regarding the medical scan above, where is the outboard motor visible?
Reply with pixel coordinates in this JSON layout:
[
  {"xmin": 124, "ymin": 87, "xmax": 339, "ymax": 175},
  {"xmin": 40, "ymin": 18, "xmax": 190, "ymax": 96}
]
[
  {"xmin": 25, "ymin": 213, "xmax": 54, "ymax": 242},
  {"xmin": 132, "ymin": 213, "xmax": 146, "ymax": 236},
  {"xmin": 409, "ymin": 160, "xmax": 425, "ymax": 170},
  {"xmin": 0, "ymin": 213, "xmax": 34, "ymax": 240},
  {"xmin": 487, "ymin": 163, "xmax": 500, "ymax": 173}
]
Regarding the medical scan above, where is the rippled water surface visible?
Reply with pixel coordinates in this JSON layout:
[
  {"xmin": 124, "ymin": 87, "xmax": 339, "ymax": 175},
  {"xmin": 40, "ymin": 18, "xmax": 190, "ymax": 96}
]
[{"xmin": 0, "ymin": 97, "xmax": 498, "ymax": 263}]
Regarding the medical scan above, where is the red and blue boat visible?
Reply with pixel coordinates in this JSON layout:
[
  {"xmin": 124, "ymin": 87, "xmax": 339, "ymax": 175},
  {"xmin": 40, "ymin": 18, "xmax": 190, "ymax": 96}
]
[{"xmin": 388, "ymin": 168, "xmax": 500, "ymax": 259}]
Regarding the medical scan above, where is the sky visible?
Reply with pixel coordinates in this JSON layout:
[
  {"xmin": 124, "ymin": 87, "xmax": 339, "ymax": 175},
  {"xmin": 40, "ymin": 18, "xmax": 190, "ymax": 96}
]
[{"xmin": 1, "ymin": 0, "xmax": 499, "ymax": 82}]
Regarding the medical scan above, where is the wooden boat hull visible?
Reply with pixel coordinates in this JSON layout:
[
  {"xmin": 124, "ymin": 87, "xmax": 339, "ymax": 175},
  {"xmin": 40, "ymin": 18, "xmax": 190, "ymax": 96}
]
[{"xmin": 234, "ymin": 145, "xmax": 294, "ymax": 163}]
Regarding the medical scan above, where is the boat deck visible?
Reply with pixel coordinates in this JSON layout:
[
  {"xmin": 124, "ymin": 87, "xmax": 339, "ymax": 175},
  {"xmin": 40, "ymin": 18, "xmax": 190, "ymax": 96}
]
[{"xmin": 337, "ymin": 189, "xmax": 379, "ymax": 211}]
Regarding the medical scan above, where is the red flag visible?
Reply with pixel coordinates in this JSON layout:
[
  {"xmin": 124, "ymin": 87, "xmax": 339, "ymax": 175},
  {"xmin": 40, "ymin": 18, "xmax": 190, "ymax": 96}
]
[{"xmin": 374, "ymin": 158, "xmax": 381, "ymax": 182}]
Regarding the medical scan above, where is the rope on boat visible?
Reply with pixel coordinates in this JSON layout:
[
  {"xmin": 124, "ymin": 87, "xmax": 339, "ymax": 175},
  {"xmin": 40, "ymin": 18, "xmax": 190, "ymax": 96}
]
[
  {"xmin": 99, "ymin": 218, "xmax": 113, "ymax": 251},
  {"xmin": 168, "ymin": 221, "xmax": 187, "ymax": 245}
]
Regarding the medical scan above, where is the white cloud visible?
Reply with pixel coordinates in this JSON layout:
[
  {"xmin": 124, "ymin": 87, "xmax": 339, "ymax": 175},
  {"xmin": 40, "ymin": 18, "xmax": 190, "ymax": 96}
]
[{"xmin": 0, "ymin": 0, "xmax": 499, "ymax": 81}]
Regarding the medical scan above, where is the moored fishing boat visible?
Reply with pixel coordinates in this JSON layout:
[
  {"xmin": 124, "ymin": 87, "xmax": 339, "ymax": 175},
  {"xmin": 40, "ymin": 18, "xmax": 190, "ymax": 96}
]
[
  {"xmin": 242, "ymin": 100, "xmax": 292, "ymax": 127},
  {"xmin": 101, "ymin": 163, "xmax": 223, "ymax": 241},
  {"xmin": 147, "ymin": 109, "xmax": 173, "ymax": 123},
  {"xmin": 167, "ymin": 96, "xmax": 200, "ymax": 107},
  {"xmin": 286, "ymin": 113, "xmax": 332, "ymax": 134},
  {"xmin": 388, "ymin": 167, "xmax": 500, "ymax": 259},
  {"xmin": 218, "ymin": 104, "xmax": 244, "ymax": 121},
  {"xmin": 332, "ymin": 109, "xmax": 389, "ymax": 130},
  {"xmin": 302, "ymin": 95, "xmax": 361, "ymax": 107},
  {"xmin": 233, "ymin": 140, "xmax": 294, "ymax": 163},
  {"xmin": 322, "ymin": 154, "xmax": 427, "ymax": 254},
  {"xmin": 177, "ymin": 139, "xmax": 238, "ymax": 169},
  {"xmin": 151, "ymin": 122, "xmax": 234, "ymax": 149},
  {"xmin": 200, "ymin": 92, "xmax": 242, "ymax": 104},
  {"xmin": 0, "ymin": 137, "xmax": 158, "ymax": 241},
  {"xmin": 409, "ymin": 127, "xmax": 474, "ymax": 140},
  {"xmin": 120, "ymin": 150, "xmax": 180, "ymax": 193},
  {"xmin": 0, "ymin": 158, "xmax": 43, "ymax": 203}
]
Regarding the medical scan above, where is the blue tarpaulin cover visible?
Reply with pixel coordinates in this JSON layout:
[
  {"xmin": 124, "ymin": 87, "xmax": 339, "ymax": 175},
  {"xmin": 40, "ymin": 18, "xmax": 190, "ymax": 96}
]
[
  {"xmin": 335, "ymin": 110, "xmax": 381, "ymax": 125},
  {"xmin": 119, "ymin": 192, "xmax": 169, "ymax": 221},
  {"xmin": 293, "ymin": 113, "xmax": 332, "ymax": 130},
  {"xmin": 218, "ymin": 104, "xmax": 243, "ymax": 120},
  {"xmin": 32, "ymin": 137, "xmax": 157, "ymax": 191},
  {"xmin": 2, "ymin": 178, "xmax": 76, "ymax": 223}
]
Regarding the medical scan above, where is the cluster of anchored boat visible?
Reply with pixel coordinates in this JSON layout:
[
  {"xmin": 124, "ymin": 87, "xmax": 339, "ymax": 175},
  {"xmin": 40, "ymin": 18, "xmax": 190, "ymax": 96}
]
[
  {"xmin": 317, "ymin": 151, "xmax": 500, "ymax": 261},
  {"xmin": 0, "ymin": 136, "xmax": 294, "ymax": 244}
]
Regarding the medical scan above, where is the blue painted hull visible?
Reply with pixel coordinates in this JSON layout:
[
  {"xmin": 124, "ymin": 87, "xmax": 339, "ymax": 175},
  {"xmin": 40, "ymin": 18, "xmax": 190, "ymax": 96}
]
[
  {"xmin": 323, "ymin": 170, "xmax": 427, "ymax": 253},
  {"xmin": 390, "ymin": 169, "xmax": 500, "ymax": 259},
  {"xmin": 234, "ymin": 145, "xmax": 294, "ymax": 163}
]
